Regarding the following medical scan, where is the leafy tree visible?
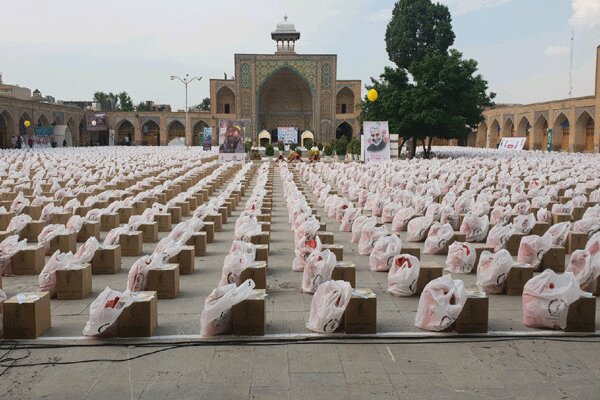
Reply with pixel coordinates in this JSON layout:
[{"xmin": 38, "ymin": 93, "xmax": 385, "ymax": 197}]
[
  {"xmin": 118, "ymin": 92, "xmax": 134, "ymax": 111},
  {"xmin": 244, "ymin": 140, "xmax": 252, "ymax": 153},
  {"xmin": 335, "ymin": 136, "xmax": 348, "ymax": 156},
  {"xmin": 93, "ymin": 91, "xmax": 134, "ymax": 111},
  {"xmin": 136, "ymin": 102, "xmax": 154, "ymax": 112},
  {"xmin": 265, "ymin": 143, "xmax": 274, "ymax": 156},
  {"xmin": 198, "ymin": 97, "xmax": 210, "ymax": 111}
]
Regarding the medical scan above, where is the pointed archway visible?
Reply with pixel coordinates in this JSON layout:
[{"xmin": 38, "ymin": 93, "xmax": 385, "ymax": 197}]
[
  {"xmin": 335, "ymin": 122, "xmax": 353, "ymax": 140},
  {"xmin": 142, "ymin": 120, "xmax": 160, "ymax": 146},
  {"xmin": 533, "ymin": 114, "xmax": 548, "ymax": 150},
  {"xmin": 193, "ymin": 121, "xmax": 209, "ymax": 146},
  {"xmin": 0, "ymin": 110, "xmax": 15, "ymax": 148},
  {"xmin": 167, "ymin": 121, "xmax": 185, "ymax": 144},
  {"xmin": 553, "ymin": 113, "xmax": 569, "ymax": 151},
  {"xmin": 117, "ymin": 120, "xmax": 134, "ymax": 145}
]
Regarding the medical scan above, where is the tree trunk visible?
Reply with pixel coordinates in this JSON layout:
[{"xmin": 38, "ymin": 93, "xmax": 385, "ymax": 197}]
[
  {"xmin": 426, "ymin": 136, "xmax": 433, "ymax": 158},
  {"xmin": 409, "ymin": 137, "xmax": 417, "ymax": 159},
  {"xmin": 398, "ymin": 138, "xmax": 407, "ymax": 158}
]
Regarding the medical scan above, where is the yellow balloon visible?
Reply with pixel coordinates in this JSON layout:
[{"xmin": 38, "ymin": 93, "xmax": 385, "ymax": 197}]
[
  {"xmin": 24, "ymin": 120, "xmax": 31, "ymax": 128},
  {"xmin": 367, "ymin": 89, "xmax": 378, "ymax": 102}
]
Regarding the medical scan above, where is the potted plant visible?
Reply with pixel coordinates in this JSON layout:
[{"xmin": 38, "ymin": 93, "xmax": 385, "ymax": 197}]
[
  {"xmin": 335, "ymin": 136, "xmax": 348, "ymax": 161},
  {"xmin": 265, "ymin": 143, "xmax": 274, "ymax": 158},
  {"xmin": 323, "ymin": 144, "xmax": 333, "ymax": 159},
  {"xmin": 351, "ymin": 139, "xmax": 361, "ymax": 161},
  {"xmin": 277, "ymin": 140, "xmax": 284, "ymax": 154}
]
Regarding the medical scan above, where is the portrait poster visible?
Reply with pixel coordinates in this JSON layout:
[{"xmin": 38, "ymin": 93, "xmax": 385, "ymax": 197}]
[
  {"xmin": 202, "ymin": 127, "xmax": 213, "ymax": 151},
  {"xmin": 363, "ymin": 121, "xmax": 390, "ymax": 163},
  {"xmin": 218, "ymin": 119, "xmax": 247, "ymax": 163}
]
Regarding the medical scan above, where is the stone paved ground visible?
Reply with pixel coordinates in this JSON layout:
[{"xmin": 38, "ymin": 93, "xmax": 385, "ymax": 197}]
[{"xmin": 1, "ymin": 163, "xmax": 600, "ymax": 399}]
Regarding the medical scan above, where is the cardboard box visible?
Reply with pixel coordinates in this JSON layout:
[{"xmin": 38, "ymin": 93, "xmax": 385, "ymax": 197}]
[
  {"xmin": 75, "ymin": 205, "xmax": 91, "ymax": 217},
  {"xmin": 186, "ymin": 232, "xmax": 207, "ymax": 257},
  {"xmin": 564, "ymin": 295, "xmax": 596, "ymax": 332},
  {"xmin": 531, "ymin": 222, "xmax": 550, "ymax": 236},
  {"xmin": 452, "ymin": 232, "xmax": 467, "ymax": 243},
  {"xmin": 318, "ymin": 222, "xmax": 327, "ymax": 232},
  {"xmin": 250, "ymin": 232, "xmax": 270, "ymax": 246},
  {"xmin": 132, "ymin": 201, "xmax": 146, "ymax": 216},
  {"xmin": 416, "ymin": 262, "xmax": 444, "ymax": 294},
  {"xmin": 49, "ymin": 232, "xmax": 77, "ymax": 254},
  {"xmin": 540, "ymin": 246, "xmax": 566, "ymax": 273},
  {"xmin": 12, "ymin": 245, "xmax": 45, "ymax": 275},
  {"xmin": 3, "ymin": 292, "xmax": 51, "ymax": 339},
  {"xmin": 254, "ymin": 244, "xmax": 269, "ymax": 265},
  {"xmin": 454, "ymin": 292, "xmax": 488, "ymax": 333},
  {"xmin": 19, "ymin": 220, "xmax": 48, "ymax": 242},
  {"xmin": 505, "ymin": 263, "xmax": 534, "ymax": 296},
  {"xmin": 140, "ymin": 222, "xmax": 158, "ymax": 243},
  {"xmin": 55, "ymin": 264, "xmax": 92, "ymax": 300},
  {"xmin": 207, "ymin": 213, "xmax": 222, "ymax": 232},
  {"xmin": 506, "ymin": 233, "xmax": 526, "ymax": 256},
  {"xmin": 232, "ymin": 289, "xmax": 266, "ymax": 336},
  {"xmin": 552, "ymin": 212, "xmax": 572, "ymax": 225},
  {"xmin": 260, "ymin": 222, "xmax": 271, "ymax": 233},
  {"xmin": 332, "ymin": 262, "xmax": 356, "ymax": 287},
  {"xmin": 119, "ymin": 231, "xmax": 143, "ymax": 256},
  {"xmin": 49, "ymin": 212, "xmax": 72, "ymax": 226},
  {"xmin": 169, "ymin": 246, "xmax": 195, "ymax": 275},
  {"xmin": 155, "ymin": 213, "xmax": 172, "ymax": 232},
  {"xmin": 202, "ymin": 222, "xmax": 215, "ymax": 243},
  {"xmin": 402, "ymin": 246, "xmax": 421, "ymax": 260},
  {"xmin": 168, "ymin": 206, "xmax": 182, "ymax": 224},
  {"xmin": 568, "ymin": 231, "xmax": 588, "ymax": 254},
  {"xmin": 0, "ymin": 211, "xmax": 13, "ymax": 231},
  {"xmin": 323, "ymin": 244, "xmax": 343, "ymax": 261},
  {"xmin": 91, "ymin": 245, "xmax": 122, "ymax": 274},
  {"xmin": 257, "ymin": 214, "xmax": 271, "ymax": 223},
  {"xmin": 24, "ymin": 204, "xmax": 42, "ymax": 220},
  {"xmin": 218, "ymin": 207, "xmax": 228, "ymax": 224},
  {"xmin": 239, "ymin": 261, "xmax": 267, "ymax": 289},
  {"xmin": 77, "ymin": 221, "xmax": 100, "ymax": 242},
  {"xmin": 100, "ymin": 213, "xmax": 120, "ymax": 231},
  {"xmin": 117, "ymin": 291, "xmax": 158, "ymax": 337},
  {"xmin": 147, "ymin": 264, "xmax": 180, "ymax": 299},
  {"xmin": 175, "ymin": 201, "xmax": 190, "ymax": 217},
  {"xmin": 472, "ymin": 244, "xmax": 494, "ymax": 273},
  {"xmin": 572, "ymin": 207, "xmax": 586, "ymax": 221},
  {"xmin": 118, "ymin": 206, "xmax": 134, "ymax": 224},
  {"xmin": 317, "ymin": 232, "xmax": 334, "ymax": 245},
  {"xmin": 343, "ymin": 289, "xmax": 377, "ymax": 334}
]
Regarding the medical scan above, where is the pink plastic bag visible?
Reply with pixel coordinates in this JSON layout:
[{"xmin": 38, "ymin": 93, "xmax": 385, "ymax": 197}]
[
  {"xmin": 445, "ymin": 242, "xmax": 476, "ymax": 273},
  {"xmin": 369, "ymin": 234, "xmax": 402, "ymax": 271},
  {"xmin": 126, "ymin": 254, "xmax": 164, "ymax": 292},
  {"xmin": 573, "ymin": 218, "xmax": 600, "ymax": 236},
  {"xmin": 340, "ymin": 207, "xmax": 360, "ymax": 232},
  {"xmin": 7, "ymin": 214, "xmax": 32, "ymax": 234},
  {"xmin": 517, "ymin": 234, "xmax": 553, "ymax": 270},
  {"xmin": 382, "ymin": 203, "xmax": 400, "ymax": 223},
  {"xmin": 565, "ymin": 250, "xmax": 599, "ymax": 292},
  {"xmin": 103, "ymin": 226, "xmax": 129, "ymax": 247},
  {"xmin": 292, "ymin": 235, "xmax": 322, "ymax": 272},
  {"xmin": 302, "ymin": 249, "xmax": 337, "ymax": 293},
  {"xmin": 0, "ymin": 235, "xmax": 28, "ymax": 276},
  {"xmin": 440, "ymin": 205, "xmax": 460, "ymax": 231},
  {"xmin": 83, "ymin": 287, "xmax": 133, "ymax": 337},
  {"xmin": 38, "ymin": 224, "xmax": 69, "ymax": 255},
  {"xmin": 219, "ymin": 248, "xmax": 254, "ymax": 287},
  {"xmin": 200, "ymin": 280, "xmax": 256, "ymax": 336},
  {"xmin": 476, "ymin": 249, "xmax": 513, "ymax": 293},
  {"xmin": 423, "ymin": 223, "xmax": 454, "ymax": 255},
  {"xmin": 490, "ymin": 205, "xmax": 512, "ymax": 226},
  {"xmin": 392, "ymin": 207, "xmax": 417, "ymax": 232},
  {"xmin": 66, "ymin": 215, "xmax": 84, "ymax": 234},
  {"xmin": 512, "ymin": 214, "xmax": 536, "ymax": 234},
  {"xmin": 306, "ymin": 280, "xmax": 352, "ymax": 333},
  {"xmin": 234, "ymin": 217, "xmax": 262, "ymax": 242},
  {"xmin": 486, "ymin": 223, "xmax": 514, "ymax": 252},
  {"xmin": 39, "ymin": 251, "xmax": 78, "ymax": 293},
  {"xmin": 407, "ymin": 216, "xmax": 434, "ymax": 242},
  {"xmin": 351, "ymin": 215, "xmax": 369, "ymax": 243},
  {"xmin": 415, "ymin": 275, "xmax": 467, "ymax": 331},
  {"xmin": 358, "ymin": 218, "xmax": 387, "ymax": 255},
  {"xmin": 522, "ymin": 270, "xmax": 581, "ymax": 329},
  {"xmin": 536, "ymin": 208, "xmax": 552, "ymax": 224},
  {"xmin": 543, "ymin": 222, "xmax": 571, "ymax": 247},
  {"xmin": 387, "ymin": 254, "xmax": 420, "ymax": 297},
  {"xmin": 74, "ymin": 237, "xmax": 102, "ymax": 264}
]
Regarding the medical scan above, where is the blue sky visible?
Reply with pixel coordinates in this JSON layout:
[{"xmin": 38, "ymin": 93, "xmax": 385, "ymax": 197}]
[{"xmin": 1, "ymin": 0, "xmax": 598, "ymax": 109}]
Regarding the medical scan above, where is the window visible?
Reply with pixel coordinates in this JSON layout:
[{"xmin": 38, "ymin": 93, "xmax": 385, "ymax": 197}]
[
  {"xmin": 224, "ymin": 104, "xmax": 230, "ymax": 114},
  {"xmin": 341, "ymin": 104, "xmax": 347, "ymax": 114}
]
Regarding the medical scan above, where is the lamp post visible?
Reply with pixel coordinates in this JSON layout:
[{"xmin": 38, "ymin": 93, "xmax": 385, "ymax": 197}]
[{"xmin": 170, "ymin": 74, "xmax": 202, "ymax": 146}]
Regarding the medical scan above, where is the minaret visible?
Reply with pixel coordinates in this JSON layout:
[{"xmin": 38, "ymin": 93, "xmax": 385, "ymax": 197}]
[{"xmin": 271, "ymin": 16, "xmax": 300, "ymax": 54}]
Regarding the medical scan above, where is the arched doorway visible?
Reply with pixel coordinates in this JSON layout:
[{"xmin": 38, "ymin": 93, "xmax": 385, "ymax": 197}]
[
  {"xmin": 517, "ymin": 117, "xmax": 531, "ymax": 149},
  {"xmin": 117, "ymin": 120, "xmax": 134, "ymax": 145},
  {"xmin": 575, "ymin": 112, "xmax": 594, "ymax": 153},
  {"xmin": 258, "ymin": 67, "xmax": 313, "ymax": 133},
  {"xmin": 142, "ymin": 120, "xmax": 160, "ymax": 146},
  {"xmin": 532, "ymin": 115, "xmax": 548, "ymax": 150},
  {"xmin": 336, "ymin": 88, "xmax": 355, "ymax": 114},
  {"xmin": 476, "ymin": 122, "xmax": 487, "ymax": 148},
  {"xmin": 79, "ymin": 119, "xmax": 87, "ymax": 146},
  {"xmin": 301, "ymin": 130, "xmax": 314, "ymax": 148},
  {"xmin": 193, "ymin": 121, "xmax": 209, "ymax": 146},
  {"xmin": 167, "ymin": 121, "xmax": 185, "ymax": 144},
  {"xmin": 553, "ymin": 113, "xmax": 569, "ymax": 151},
  {"xmin": 0, "ymin": 110, "xmax": 15, "ymax": 148},
  {"xmin": 336, "ymin": 122, "xmax": 352, "ymax": 140},
  {"xmin": 19, "ymin": 112, "xmax": 32, "ymax": 137},
  {"xmin": 502, "ymin": 118, "xmax": 514, "ymax": 138},
  {"xmin": 490, "ymin": 119, "xmax": 501, "ymax": 147},
  {"xmin": 216, "ymin": 87, "xmax": 235, "ymax": 114},
  {"xmin": 258, "ymin": 130, "xmax": 271, "ymax": 147}
]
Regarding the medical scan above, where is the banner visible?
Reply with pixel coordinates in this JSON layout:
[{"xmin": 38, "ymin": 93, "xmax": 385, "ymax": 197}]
[
  {"xmin": 277, "ymin": 127, "xmax": 298, "ymax": 144},
  {"xmin": 202, "ymin": 127, "xmax": 213, "ymax": 151},
  {"xmin": 85, "ymin": 113, "xmax": 108, "ymax": 131},
  {"xmin": 498, "ymin": 137, "xmax": 526, "ymax": 150},
  {"xmin": 363, "ymin": 121, "xmax": 390, "ymax": 163},
  {"xmin": 34, "ymin": 127, "xmax": 54, "ymax": 136},
  {"xmin": 218, "ymin": 119, "xmax": 247, "ymax": 163}
]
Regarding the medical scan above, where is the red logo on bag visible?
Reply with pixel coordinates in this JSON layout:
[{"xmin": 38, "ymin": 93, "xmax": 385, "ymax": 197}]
[
  {"xmin": 462, "ymin": 244, "xmax": 471, "ymax": 256},
  {"xmin": 549, "ymin": 282, "xmax": 554, "ymax": 289},
  {"xmin": 105, "ymin": 297, "xmax": 120, "ymax": 309},
  {"xmin": 305, "ymin": 239, "xmax": 317, "ymax": 249},
  {"xmin": 396, "ymin": 256, "xmax": 411, "ymax": 268}
]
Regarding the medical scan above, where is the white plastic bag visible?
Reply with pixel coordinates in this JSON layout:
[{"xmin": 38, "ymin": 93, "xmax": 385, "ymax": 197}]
[
  {"xmin": 391, "ymin": 207, "xmax": 416, "ymax": 232},
  {"xmin": 517, "ymin": 235, "xmax": 553, "ymax": 270},
  {"xmin": 39, "ymin": 251, "xmax": 78, "ymax": 293},
  {"xmin": 459, "ymin": 212, "xmax": 489, "ymax": 242},
  {"xmin": 387, "ymin": 254, "xmax": 420, "ymax": 297},
  {"xmin": 423, "ymin": 223, "xmax": 454, "ymax": 255},
  {"xmin": 358, "ymin": 218, "xmax": 387, "ymax": 255},
  {"xmin": 415, "ymin": 275, "xmax": 467, "ymax": 331},
  {"xmin": 445, "ymin": 242, "xmax": 476, "ymax": 273},
  {"xmin": 74, "ymin": 237, "xmax": 102, "ymax": 264},
  {"xmin": 565, "ymin": 250, "xmax": 599, "ymax": 292},
  {"xmin": 513, "ymin": 214, "xmax": 536, "ymax": 234},
  {"xmin": 406, "ymin": 216, "xmax": 433, "ymax": 242},
  {"xmin": 369, "ymin": 234, "xmax": 402, "ymax": 271},
  {"xmin": 126, "ymin": 254, "xmax": 164, "ymax": 292},
  {"xmin": 522, "ymin": 270, "xmax": 581, "ymax": 329},
  {"xmin": 476, "ymin": 249, "xmax": 513, "ymax": 294},
  {"xmin": 486, "ymin": 223, "xmax": 515, "ymax": 252},
  {"xmin": 543, "ymin": 222, "xmax": 571, "ymax": 247},
  {"xmin": 302, "ymin": 249, "xmax": 337, "ymax": 293},
  {"xmin": 340, "ymin": 207, "xmax": 360, "ymax": 232},
  {"xmin": 83, "ymin": 287, "xmax": 133, "ymax": 337},
  {"xmin": 350, "ymin": 215, "xmax": 369, "ymax": 243},
  {"xmin": 219, "ymin": 248, "xmax": 254, "ymax": 287},
  {"xmin": 306, "ymin": 280, "xmax": 352, "ymax": 333},
  {"xmin": 200, "ymin": 279, "xmax": 255, "ymax": 336}
]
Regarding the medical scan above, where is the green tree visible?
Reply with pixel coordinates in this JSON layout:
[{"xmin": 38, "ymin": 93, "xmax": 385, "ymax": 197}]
[
  {"xmin": 361, "ymin": 0, "xmax": 494, "ymax": 158},
  {"xmin": 136, "ymin": 101, "xmax": 153, "ymax": 112},
  {"xmin": 118, "ymin": 92, "xmax": 134, "ymax": 111},
  {"xmin": 197, "ymin": 97, "xmax": 210, "ymax": 111},
  {"xmin": 93, "ymin": 91, "xmax": 134, "ymax": 111}
]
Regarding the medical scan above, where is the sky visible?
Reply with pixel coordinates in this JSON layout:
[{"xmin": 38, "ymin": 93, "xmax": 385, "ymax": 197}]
[{"xmin": 1, "ymin": 0, "xmax": 599, "ymax": 110}]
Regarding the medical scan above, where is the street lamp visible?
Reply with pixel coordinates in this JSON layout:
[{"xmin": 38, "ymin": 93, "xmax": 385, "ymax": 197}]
[{"xmin": 170, "ymin": 74, "xmax": 202, "ymax": 146}]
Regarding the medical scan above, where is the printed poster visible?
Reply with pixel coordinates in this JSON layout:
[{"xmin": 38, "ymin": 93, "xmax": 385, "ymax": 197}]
[{"xmin": 363, "ymin": 121, "xmax": 390, "ymax": 163}]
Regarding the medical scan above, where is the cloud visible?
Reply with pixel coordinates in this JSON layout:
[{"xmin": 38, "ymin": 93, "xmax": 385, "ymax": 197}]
[
  {"xmin": 439, "ymin": 0, "xmax": 513, "ymax": 15},
  {"xmin": 570, "ymin": 0, "xmax": 600, "ymax": 29},
  {"xmin": 544, "ymin": 46, "xmax": 570, "ymax": 56}
]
